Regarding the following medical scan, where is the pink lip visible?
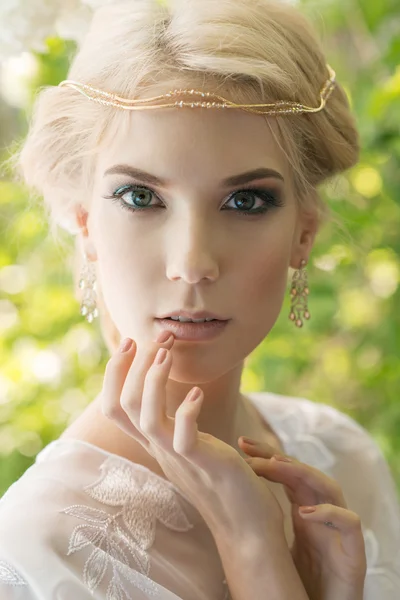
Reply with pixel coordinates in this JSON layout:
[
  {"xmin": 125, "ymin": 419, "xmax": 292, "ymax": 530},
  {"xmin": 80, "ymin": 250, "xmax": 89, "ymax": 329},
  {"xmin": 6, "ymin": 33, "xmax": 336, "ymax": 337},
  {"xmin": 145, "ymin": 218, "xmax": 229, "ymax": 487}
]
[
  {"xmin": 158, "ymin": 310, "xmax": 228, "ymax": 321},
  {"xmin": 155, "ymin": 318, "xmax": 230, "ymax": 341}
]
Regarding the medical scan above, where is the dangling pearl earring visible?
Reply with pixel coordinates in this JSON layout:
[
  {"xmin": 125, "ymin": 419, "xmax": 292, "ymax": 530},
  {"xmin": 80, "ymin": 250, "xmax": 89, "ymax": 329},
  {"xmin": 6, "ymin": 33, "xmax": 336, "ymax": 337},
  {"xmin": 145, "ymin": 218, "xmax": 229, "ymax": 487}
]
[
  {"xmin": 289, "ymin": 259, "xmax": 310, "ymax": 328},
  {"xmin": 79, "ymin": 254, "xmax": 99, "ymax": 323}
]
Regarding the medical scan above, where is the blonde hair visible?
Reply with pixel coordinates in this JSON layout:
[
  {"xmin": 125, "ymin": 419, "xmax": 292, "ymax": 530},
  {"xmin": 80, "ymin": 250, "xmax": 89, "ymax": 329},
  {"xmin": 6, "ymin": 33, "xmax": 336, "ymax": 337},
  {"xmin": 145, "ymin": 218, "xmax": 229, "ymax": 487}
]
[{"xmin": 4, "ymin": 0, "xmax": 360, "ymax": 354}]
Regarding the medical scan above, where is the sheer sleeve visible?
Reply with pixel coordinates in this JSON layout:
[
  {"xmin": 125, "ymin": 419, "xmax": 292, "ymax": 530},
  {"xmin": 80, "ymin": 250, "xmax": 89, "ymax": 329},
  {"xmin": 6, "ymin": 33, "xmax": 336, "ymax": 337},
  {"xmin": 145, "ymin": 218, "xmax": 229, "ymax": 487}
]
[
  {"xmin": 250, "ymin": 393, "xmax": 400, "ymax": 600},
  {"xmin": 294, "ymin": 399, "xmax": 400, "ymax": 599},
  {"xmin": 0, "ymin": 560, "xmax": 35, "ymax": 599},
  {"xmin": 334, "ymin": 426, "xmax": 400, "ymax": 599},
  {"xmin": 0, "ymin": 441, "xmax": 227, "ymax": 600}
]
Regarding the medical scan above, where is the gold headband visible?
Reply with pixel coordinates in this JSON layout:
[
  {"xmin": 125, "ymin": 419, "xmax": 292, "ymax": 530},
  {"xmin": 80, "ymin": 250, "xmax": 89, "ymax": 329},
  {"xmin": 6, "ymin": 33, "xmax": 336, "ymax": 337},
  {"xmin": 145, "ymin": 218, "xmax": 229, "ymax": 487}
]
[{"xmin": 58, "ymin": 64, "xmax": 336, "ymax": 116}]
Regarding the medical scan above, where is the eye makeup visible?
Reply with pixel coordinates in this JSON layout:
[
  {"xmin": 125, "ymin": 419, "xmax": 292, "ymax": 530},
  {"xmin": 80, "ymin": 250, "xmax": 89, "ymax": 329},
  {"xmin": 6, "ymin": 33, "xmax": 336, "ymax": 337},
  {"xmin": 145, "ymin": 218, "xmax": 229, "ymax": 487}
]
[{"xmin": 103, "ymin": 183, "xmax": 285, "ymax": 218}]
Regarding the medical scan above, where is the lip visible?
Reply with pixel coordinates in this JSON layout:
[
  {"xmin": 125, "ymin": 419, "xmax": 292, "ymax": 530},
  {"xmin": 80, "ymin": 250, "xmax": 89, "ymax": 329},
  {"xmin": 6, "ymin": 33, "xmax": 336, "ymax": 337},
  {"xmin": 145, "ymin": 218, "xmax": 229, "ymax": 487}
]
[
  {"xmin": 155, "ymin": 318, "xmax": 230, "ymax": 341},
  {"xmin": 157, "ymin": 310, "xmax": 229, "ymax": 321}
]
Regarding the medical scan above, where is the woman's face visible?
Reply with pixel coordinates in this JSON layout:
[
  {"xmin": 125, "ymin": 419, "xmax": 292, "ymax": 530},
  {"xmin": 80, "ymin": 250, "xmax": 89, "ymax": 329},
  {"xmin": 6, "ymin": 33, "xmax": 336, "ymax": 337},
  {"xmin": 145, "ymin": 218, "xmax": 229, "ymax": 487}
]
[{"xmin": 86, "ymin": 104, "xmax": 315, "ymax": 381}]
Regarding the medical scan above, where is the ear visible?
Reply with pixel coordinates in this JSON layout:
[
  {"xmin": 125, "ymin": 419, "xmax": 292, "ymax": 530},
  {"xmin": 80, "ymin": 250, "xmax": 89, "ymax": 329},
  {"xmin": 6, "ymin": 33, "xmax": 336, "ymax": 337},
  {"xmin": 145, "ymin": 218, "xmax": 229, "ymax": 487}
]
[
  {"xmin": 290, "ymin": 191, "xmax": 319, "ymax": 269},
  {"xmin": 75, "ymin": 204, "xmax": 97, "ymax": 261}
]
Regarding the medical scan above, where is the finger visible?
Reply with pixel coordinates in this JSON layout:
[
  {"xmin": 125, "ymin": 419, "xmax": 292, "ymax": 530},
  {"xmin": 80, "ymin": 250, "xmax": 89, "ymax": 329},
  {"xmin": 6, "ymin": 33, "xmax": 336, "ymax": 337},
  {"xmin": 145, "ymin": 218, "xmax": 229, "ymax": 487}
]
[
  {"xmin": 101, "ymin": 338, "xmax": 150, "ymax": 444},
  {"xmin": 239, "ymin": 437, "xmax": 276, "ymax": 459},
  {"xmin": 245, "ymin": 453, "xmax": 347, "ymax": 509},
  {"xmin": 244, "ymin": 456, "xmax": 300, "ymax": 505},
  {"xmin": 174, "ymin": 387, "xmax": 204, "ymax": 457},
  {"xmin": 299, "ymin": 504, "xmax": 366, "ymax": 560},
  {"xmin": 140, "ymin": 344, "xmax": 174, "ymax": 445},
  {"xmin": 120, "ymin": 333, "xmax": 174, "ymax": 427},
  {"xmin": 101, "ymin": 334, "xmax": 174, "ymax": 448}
]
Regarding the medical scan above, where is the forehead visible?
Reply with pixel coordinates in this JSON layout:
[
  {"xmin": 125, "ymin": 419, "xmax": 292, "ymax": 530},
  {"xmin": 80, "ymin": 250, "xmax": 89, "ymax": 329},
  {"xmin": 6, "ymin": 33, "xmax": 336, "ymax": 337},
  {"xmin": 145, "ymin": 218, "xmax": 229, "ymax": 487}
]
[{"xmin": 97, "ymin": 108, "xmax": 289, "ymax": 185}]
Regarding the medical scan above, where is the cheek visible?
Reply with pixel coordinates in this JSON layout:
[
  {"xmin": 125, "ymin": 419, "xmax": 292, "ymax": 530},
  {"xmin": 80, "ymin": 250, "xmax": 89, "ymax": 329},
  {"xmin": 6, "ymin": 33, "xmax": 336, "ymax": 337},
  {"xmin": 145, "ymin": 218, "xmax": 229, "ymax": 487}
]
[
  {"xmin": 94, "ymin": 207, "xmax": 154, "ymax": 284},
  {"xmin": 93, "ymin": 219, "xmax": 156, "ymax": 335},
  {"xmin": 237, "ymin": 250, "xmax": 290, "ymax": 334},
  {"xmin": 241, "ymin": 249, "xmax": 289, "ymax": 299},
  {"xmin": 96, "ymin": 260, "xmax": 153, "ymax": 341}
]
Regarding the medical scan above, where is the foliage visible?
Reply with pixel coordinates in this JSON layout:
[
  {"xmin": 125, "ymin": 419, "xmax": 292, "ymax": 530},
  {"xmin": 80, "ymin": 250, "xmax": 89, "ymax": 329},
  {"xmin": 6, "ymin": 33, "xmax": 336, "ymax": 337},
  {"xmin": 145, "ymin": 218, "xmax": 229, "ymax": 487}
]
[{"xmin": 0, "ymin": 0, "xmax": 399, "ymax": 498}]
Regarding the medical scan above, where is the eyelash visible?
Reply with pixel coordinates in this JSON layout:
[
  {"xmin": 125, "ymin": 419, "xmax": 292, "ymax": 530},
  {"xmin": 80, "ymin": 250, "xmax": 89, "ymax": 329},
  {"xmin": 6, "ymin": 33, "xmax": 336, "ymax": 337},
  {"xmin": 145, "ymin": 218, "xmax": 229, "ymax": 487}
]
[{"xmin": 103, "ymin": 183, "xmax": 284, "ymax": 217}]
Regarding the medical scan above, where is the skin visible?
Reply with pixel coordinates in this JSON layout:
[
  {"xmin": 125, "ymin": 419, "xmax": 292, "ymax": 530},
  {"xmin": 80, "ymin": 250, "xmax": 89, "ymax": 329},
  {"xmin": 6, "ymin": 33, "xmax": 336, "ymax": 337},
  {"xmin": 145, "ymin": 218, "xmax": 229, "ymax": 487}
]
[{"xmin": 73, "ymin": 99, "xmax": 318, "ymax": 465}]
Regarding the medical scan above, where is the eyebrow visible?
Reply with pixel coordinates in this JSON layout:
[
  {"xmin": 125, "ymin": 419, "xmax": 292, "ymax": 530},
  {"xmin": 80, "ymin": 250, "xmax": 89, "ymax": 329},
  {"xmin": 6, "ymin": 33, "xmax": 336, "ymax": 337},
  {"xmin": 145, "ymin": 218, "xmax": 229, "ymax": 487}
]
[{"xmin": 103, "ymin": 165, "xmax": 284, "ymax": 186}]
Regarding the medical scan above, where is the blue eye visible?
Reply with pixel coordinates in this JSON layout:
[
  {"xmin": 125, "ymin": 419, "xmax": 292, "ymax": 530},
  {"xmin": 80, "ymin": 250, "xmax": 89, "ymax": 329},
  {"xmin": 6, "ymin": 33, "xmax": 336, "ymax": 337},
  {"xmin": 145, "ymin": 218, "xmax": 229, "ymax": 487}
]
[{"xmin": 104, "ymin": 184, "xmax": 284, "ymax": 217}]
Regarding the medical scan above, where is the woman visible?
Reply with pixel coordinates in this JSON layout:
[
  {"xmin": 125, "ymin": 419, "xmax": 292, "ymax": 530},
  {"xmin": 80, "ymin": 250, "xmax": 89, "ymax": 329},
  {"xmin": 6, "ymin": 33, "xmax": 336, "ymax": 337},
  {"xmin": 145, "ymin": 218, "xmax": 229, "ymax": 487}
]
[{"xmin": 0, "ymin": 0, "xmax": 399, "ymax": 598}]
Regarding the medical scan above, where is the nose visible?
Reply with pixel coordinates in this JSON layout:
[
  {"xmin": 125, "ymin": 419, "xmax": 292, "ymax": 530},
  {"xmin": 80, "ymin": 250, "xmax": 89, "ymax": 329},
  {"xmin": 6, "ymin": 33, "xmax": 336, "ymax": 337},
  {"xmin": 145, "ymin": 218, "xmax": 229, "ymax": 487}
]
[{"xmin": 165, "ymin": 217, "xmax": 219, "ymax": 284}]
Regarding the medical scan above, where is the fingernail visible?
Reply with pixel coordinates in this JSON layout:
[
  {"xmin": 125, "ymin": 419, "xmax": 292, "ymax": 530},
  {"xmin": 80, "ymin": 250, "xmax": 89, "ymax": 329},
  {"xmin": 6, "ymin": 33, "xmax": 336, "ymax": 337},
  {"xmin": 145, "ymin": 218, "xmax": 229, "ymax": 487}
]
[
  {"xmin": 154, "ymin": 348, "xmax": 168, "ymax": 365},
  {"xmin": 273, "ymin": 454, "xmax": 293, "ymax": 463},
  {"xmin": 119, "ymin": 338, "xmax": 133, "ymax": 353},
  {"xmin": 299, "ymin": 506, "xmax": 316, "ymax": 514},
  {"xmin": 242, "ymin": 437, "xmax": 257, "ymax": 445},
  {"xmin": 188, "ymin": 387, "xmax": 202, "ymax": 402},
  {"xmin": 156, "ymin": 331, "xmax": 173, "ymax": 344}
]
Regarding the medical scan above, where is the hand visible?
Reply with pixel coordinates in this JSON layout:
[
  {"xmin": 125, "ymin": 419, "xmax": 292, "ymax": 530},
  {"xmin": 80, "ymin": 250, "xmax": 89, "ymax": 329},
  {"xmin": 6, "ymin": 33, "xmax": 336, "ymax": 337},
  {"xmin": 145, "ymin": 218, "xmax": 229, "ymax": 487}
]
[
  {"xmin": 99, "ymin": 331, "xmax": 286, "ymax": 542},
  {"xmin": 239, "ymin": 437, "xmax": 367, "ymax": 600}
]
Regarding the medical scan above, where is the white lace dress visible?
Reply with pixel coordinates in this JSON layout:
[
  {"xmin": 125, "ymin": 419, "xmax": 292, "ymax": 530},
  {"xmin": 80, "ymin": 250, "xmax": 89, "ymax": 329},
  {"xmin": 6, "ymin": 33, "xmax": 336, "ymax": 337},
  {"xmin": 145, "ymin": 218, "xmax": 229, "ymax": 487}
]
[{"xmin": 0, "ymin": 392, "xmax": 399, "ymax": 600}]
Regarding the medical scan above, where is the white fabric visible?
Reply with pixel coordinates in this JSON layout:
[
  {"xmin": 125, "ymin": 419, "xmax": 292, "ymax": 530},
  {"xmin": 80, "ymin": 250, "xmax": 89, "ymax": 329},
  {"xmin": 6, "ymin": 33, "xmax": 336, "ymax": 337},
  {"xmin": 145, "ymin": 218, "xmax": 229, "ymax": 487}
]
[{"xmin": 0, "ymin": 392, "xmax": 399, "ymax": 599}]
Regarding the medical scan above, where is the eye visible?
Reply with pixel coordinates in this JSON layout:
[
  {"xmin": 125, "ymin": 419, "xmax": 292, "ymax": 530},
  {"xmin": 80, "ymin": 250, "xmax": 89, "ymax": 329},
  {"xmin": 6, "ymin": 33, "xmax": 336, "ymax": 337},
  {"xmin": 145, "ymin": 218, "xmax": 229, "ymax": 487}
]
[
  {"xmin": 113, "ymin": 185, "xmax": 157, "ymax": 209},
  {"xmin": 103, "ymin": 184, "xmax": 284, "ymax": 217},
  {"xmin": 224, "ymin": 188, "xmax": 284, "ymax": 216},
  {"xmin": 104, "ymin": 184, "xmax": 160, "ymax": 213}
]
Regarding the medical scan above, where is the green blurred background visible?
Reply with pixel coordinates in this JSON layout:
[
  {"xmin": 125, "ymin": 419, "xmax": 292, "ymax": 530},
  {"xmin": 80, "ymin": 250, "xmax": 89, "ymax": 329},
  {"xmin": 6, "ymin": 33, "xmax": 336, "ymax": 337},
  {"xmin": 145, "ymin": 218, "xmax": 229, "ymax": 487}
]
[{"xmin": 0, "ymin": 0, "xmax": 399, "ymax": 499}]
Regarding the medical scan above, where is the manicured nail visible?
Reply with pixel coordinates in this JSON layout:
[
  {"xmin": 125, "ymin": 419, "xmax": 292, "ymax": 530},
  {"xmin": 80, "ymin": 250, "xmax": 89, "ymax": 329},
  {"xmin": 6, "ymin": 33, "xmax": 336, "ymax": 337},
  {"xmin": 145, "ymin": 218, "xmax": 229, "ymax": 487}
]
[
  {"xmin": 188, "ymin": 387, "xmax": 202, "ymax": 402},
  {"xmin": 156, "ymin": 330, "xmax": 173, "ymax": 344},
  {"xmin": 299, "ymin": 506, "xmax": 316, "ymax": 514},
  {"xmin": 242, "ymin": 437, "xmax": 257, "ymax": 445},
  {"xmin": 154, "ymin": 348, "xmax": 168, "ymax": 365},
  {"xmin": 119, "ymin": 338, "xmax": 133, "ymax": 353},
  {"xmin": 273, "ymin": 454, "xmax": 293, "ymax": 463}
]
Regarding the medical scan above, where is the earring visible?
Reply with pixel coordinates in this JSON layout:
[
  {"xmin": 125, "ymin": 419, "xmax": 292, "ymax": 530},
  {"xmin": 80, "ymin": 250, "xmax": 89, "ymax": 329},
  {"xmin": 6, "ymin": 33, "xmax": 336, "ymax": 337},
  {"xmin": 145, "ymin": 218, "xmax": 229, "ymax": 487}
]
[
  {"xmin": 289, "ymin": 259, "xmax": 310, "ymax": 328},
  {"xmin": 79, "ymin": 254, "xmax": 98, "ymax": 323}
]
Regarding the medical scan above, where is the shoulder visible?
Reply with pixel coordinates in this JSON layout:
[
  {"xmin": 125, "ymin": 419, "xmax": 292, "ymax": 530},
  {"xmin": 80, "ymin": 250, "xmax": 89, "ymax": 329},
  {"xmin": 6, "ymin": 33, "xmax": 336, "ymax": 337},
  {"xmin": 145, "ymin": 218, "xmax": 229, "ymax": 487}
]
[
  {"xmin": 0, "ymin": 439, "xmax": 194, "ymax": 600},
  {"xmin": 250, "ymin": 391, "xmax": 390, "ymax": 470},
  {"xmin": 0, "ymin": 455, "xmax": 62, "ymax": 597},
  {"xmin": 0, "ymin": 441, "xmax": 114, "ymax": 597}
]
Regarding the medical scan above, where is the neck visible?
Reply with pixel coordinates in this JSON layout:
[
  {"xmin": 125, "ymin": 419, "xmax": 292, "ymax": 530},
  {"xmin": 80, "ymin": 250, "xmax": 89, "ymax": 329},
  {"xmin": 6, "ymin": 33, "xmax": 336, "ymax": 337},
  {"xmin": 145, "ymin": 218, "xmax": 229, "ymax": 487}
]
[
  {"xmin": 163, "ymin": 358, "xmax": 246, "ymax": 448},
  {"xmin": 67, "ymin": 360, "xmax": 252, "ymax": 465}
]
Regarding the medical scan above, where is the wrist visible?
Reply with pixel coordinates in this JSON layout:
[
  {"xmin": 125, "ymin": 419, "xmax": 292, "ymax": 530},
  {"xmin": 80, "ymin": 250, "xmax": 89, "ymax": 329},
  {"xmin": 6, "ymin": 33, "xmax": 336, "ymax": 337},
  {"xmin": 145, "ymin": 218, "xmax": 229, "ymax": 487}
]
[
  {"xmin": 320, "ymin": 559, "xmax": 366, "ymax": 600},
  {"xmin": 214, "ymin": 528, "xmax": 309, "ymax": 600},
  {"xmin": 323, "ymin": 578, "xmax": 365, "ymax": 600},
  {"xmin": 213, "ymin": 518, "xmax": 288, "ymax": 559},
  {"xmin": 240, "ymin": 532, "xmax": 294, "ymax": 575}
]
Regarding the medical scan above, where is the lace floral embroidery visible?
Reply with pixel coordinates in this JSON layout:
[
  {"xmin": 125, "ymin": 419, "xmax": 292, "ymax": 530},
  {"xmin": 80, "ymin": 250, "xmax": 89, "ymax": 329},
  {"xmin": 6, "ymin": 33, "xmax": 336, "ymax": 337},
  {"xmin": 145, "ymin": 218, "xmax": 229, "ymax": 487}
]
[
  {"xmin": 0, "ymin": 560, "xmax": 28, "ymax": 586},
  {"xmin": 60, "ymin": 455, "xmax": 194, "ymax": 599}
]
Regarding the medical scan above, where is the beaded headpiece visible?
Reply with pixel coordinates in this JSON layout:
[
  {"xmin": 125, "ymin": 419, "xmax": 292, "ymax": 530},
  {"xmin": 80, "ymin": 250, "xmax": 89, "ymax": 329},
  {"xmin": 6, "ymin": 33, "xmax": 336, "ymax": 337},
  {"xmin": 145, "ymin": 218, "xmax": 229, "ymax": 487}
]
[{"xmin": 58, "ymin": 64, "xmax": 336, "ymax": 116}]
